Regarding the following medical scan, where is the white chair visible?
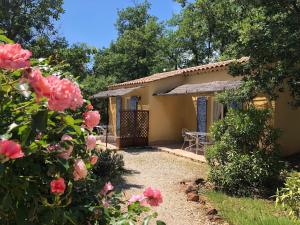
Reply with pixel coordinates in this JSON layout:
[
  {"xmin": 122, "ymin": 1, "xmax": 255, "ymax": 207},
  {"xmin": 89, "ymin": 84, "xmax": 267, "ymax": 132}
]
[{"xmin": 181, "ymin": 128, "xmax": 195, "ymax": 150}]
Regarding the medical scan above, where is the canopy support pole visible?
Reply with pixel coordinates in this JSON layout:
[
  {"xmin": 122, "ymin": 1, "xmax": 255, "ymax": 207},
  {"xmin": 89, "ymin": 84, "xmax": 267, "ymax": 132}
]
[{"xmin": 106, "ymin": 98, "xmax": 109, "ymax": 149}]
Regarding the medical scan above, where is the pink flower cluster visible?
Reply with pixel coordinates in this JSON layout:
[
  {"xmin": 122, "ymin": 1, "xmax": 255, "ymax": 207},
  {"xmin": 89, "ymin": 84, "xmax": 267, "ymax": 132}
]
[
  {"xmin": 57, "ymin": 134, "xmax": 73, "ymax": 160},
  {"xmin": 128, "ymin": 195, "xmax": 147, "ymax": 206},
  {"xmin": 143, "ymin": 187, "xmax": 163, "ymax": 207},
  {"xmin": 50, "ymin": 177, "xmax": 66, "ymax": 195},
  {"xmin": 128, "ymin": 187, "xmax": 163, "ymax": 207},
  {"xmin": 90, "ymin": 155, "xmax": 98, "ymax": 165},
  {"xmin": 73, "ymin": 159, "xmax": 88, "ymax": 181},
  {"xmin": 0, "ymin": 44, "xmax": 31, "ymax": 70},
  {"xmin": 86, "ymin": 135, "xmax": 97, "ymax": 150},
  {"xmin": 0, "ymin": 140, "xmax": 24, "ymax": 160},
  {"xmin": 100, "ymin": 182, "xmax": 114, "ymax": 195},
  {"xmin": 83, "ymin": 111, "xmax": 100, "ymax": 129},
  {"xmin": 27, "ymin": 69, "xmax": 83, "ymax": 111},
  {"xmin": 99, "ymin": 182, "xmax": 163, "ymax": 207}
]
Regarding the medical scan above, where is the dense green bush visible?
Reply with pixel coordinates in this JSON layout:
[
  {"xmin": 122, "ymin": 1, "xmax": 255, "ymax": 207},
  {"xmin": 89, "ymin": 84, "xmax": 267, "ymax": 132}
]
[
  {"xmin": 93, "ymin": 149, "xmax": 125, "ymax": 180},
  {"xmin": 276, "ymin": 172, "xmax": 300, "ymax": 220},
  {"xmin": 205, "ymin": 107, "xmax": 284, "ymax": 196}
]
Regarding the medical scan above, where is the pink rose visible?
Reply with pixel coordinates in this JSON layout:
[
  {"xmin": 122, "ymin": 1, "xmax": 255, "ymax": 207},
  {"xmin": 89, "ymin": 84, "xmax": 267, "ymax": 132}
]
[
  {"xmin": 100, "ymin": 182, "xmax": 114, "ymax": 195},
  {"xmin": 73, "ymin": 159, "xmax": 88, "ymax": 181},
  {"xmin": 0, "ymin": 140, "xmax": 24, "ymax": 159},
  {"xmin": 143, "ymin": 187, "xmax": 163, "ymax": 207},
  {"xmin": 86, "ymin": 104, "xmax": 94, "ymax": 111},
  {"xmin": 83, "ymin": 111, "xmax": 100, "ymax": 129},
  {"xmin": 86, "ymin": 135, "xmax": 97, "ymax": 150},
  {"xmin": 27, "ymin": 69, "xmax": 52, "ymax": 100},
  {"xmin": 61, "ymin": 134, "xmax": 73, "ymax": 141},
  {"xmin": 128, "ymin": 194, "xmax": 147, "ymax": 206},
  {"xmin": 26, "ymin": 72, "xmax": 84, "ymax": 111},
  {"xmin": 57, "ymin": 145, "xmax": 73, "ymax": 160},
  {"xmin": 50, "ymin": 177, "xmax": 66, "ymax": 195},
  {"xmin": 47, "ymin": 76, "xmax": 84, "ymax": 112},
  {"xmin": 90, "ymin": 155, "xmax": 98, "ymax": 165},
  {"xmin": 47, "ymin": 144, "xmax": 59, "ymax": 152},
  {"xmin": 102, "ymin": 199, "xmax": 110, "ymax": 208},
  {"xmin": 0, "ymin": 44, "xmax": 31, "ymax": 70}
]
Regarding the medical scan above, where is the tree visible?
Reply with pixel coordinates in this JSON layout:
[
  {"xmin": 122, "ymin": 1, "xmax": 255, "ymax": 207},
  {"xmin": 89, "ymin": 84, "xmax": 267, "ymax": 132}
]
[
  {"xmin": 93, "ymin": 1, "xmax": 168, "ymax": 83},
  {"xmin": 171, "ymin": 0, "xmax": 300, "ymax": 106},
  {"xmin": 0, "ymin": 0, "xmax": 64, "ymax": 44},
  {"xmin": 227, "ymin": 0, "xmax": 300, "ymax": 107},
  {"xmin": 29, "ymin": 35, "xmax": 68, "ymax": 58},
  {"xmin": 54, "ymin": 43, "xmax": 96, "ymax": 81}
]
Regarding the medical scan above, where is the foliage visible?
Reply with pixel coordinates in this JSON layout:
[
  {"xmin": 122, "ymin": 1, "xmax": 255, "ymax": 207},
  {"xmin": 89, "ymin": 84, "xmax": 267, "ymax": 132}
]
[
  {"xmin": 226, "ymin": 0, "xmax": 300, "ymax": 107},
  {"xmin": 205, "ymin": 107, "xmax": 284, "ymax": 196},
  {"xmin": 93, "ymin": 1, "xmax": 169, "ymax": 83},
  {"xmin": 205, "ymin": 190, "xmax": 300, "ymax": 225},
  {"xmin": 276, "ymin": 172, "xmax": 300, "ymax": 221},
  {"xmin": 29, "ymin": 35, "xmax": 69, "ymax": 59},
  {"xmin": 0, "ymin": 0, "xmax": 64, "ymax": 44},
  {"xmin": 93, "ymin": 150, "xmax": 125, "ymax": 181},
  {"xmin": 216, "ymin": 79, "xmax": 259, "ymax": 106},
  {"xmin": 0, "ymin": 37, "xmax": 163, "ymax": 224}
]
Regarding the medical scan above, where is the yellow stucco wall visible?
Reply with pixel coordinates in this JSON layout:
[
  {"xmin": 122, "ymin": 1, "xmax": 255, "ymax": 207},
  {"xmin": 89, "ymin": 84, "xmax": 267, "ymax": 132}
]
[
  {"xmin": 274, "ymin": 91, "xmax": 300, "ymax": 156},
  {"xmin": 107, "ymin": 69, "xmax": 300, "ymax": 156}
]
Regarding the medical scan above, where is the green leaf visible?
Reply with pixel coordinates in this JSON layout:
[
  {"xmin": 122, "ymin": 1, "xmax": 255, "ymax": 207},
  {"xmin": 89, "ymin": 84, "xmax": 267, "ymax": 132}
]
[
  {"xmin": 156, "ymin": 221, "xmax": 166, "ymax": 225},
  {"xmin": 0, "ymin": 34, "xmax": 14, "ymax": 44},
  {"xmin": 64, "ymin": 115, "xmax": 75, "ymax": 125},
  {"xmin": 1, "ymin": 192, "xmax": 12, "ymax": 210},
  {"xmin": 32, "ymin": 110, "xmax": 48, "ymax": 132}
]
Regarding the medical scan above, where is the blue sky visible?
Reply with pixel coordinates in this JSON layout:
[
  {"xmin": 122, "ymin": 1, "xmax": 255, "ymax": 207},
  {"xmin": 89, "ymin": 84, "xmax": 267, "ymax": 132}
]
[{"xmin": 55, "ymin": 0, "xmax": 181, "ymax": 48}]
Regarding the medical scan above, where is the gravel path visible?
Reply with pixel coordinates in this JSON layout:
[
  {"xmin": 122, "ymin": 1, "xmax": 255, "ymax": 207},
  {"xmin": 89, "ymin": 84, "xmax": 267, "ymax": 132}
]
[{"xmin": 119, "ymin": 149, "xmax": 212, "ymax": 225}]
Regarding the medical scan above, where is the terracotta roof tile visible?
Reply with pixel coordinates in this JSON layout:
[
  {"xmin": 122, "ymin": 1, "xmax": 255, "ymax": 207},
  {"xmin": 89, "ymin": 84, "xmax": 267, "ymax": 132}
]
[{"xmin": 109, "ymin": 57, "xmax": 249, "ymax": 89}]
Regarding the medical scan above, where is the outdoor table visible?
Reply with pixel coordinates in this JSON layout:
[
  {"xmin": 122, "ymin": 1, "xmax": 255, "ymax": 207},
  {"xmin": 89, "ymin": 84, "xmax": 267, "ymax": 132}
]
[{"xmin": 185, "ymin": 132, "xmax": 209, "ymax": 154}]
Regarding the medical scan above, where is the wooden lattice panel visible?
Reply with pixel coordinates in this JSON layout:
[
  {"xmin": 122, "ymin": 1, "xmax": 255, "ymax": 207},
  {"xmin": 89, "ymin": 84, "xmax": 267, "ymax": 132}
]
[{"xmin": 119, "ymin": 110, "xmax": 149, "ymax": 148}]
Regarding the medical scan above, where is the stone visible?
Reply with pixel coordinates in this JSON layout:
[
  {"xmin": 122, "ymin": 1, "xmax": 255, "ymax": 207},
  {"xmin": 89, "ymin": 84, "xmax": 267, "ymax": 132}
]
[
  {"xmin": 185, "ymin": 185, "xmax": 197, "ymax": 194},
  {"xmin": 207, "ymin": 215, "xmax": 222, "ymax": 222},
  {"xmin": 199, "ymin": 195, "xmax": 207, "ymax": 205},
  {"xmin": 194, "ymin": 178, "xmax": 205, "ymax": 185},
  {"xmin": 206, "ymin": 207, "xmax": 218, "ymax": 215},
  {"xmin": 179, "ymin": 179, "xmax": 192, "ymax": 185},
  {"xmin": 187, "ymin": 192, "xmax": 200, "ymax": 202}
]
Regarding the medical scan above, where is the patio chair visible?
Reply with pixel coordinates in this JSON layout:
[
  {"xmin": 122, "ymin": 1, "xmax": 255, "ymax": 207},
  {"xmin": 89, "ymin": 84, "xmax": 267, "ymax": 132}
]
[
  {"xmin": 95, "ymin": 126, "xmax": 107, "ymax": 136},
  {"xmin": 181, "ymin": 128, "xmax": 195, "ymax": 150},
  {"xmin": 198, "ymin": 133, "xmax": 213, "ymax": 153}
]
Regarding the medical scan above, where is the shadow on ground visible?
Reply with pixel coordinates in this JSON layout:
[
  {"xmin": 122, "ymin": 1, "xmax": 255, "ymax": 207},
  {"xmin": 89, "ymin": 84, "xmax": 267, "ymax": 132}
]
[
  {"xmin": 113, "ymin": 167, "xmax": 144, "ymax": 191},
  {"xmin": 121, "ymin": 147, "xmax": 159, "ymax": 155}
]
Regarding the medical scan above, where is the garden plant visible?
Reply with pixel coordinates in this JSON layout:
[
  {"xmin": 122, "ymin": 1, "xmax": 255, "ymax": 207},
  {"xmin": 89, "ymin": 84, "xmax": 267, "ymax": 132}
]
[
  {"xmin": 205, "ymin": 107, "xmax": 284, "ymax": 197},
  {"xmin": 276, "ymin": 172, "xmax": 300, "ymax": 221},
  {"xmin": 0, "ymin": 36, "xmax": 164, "ymax": 225}
]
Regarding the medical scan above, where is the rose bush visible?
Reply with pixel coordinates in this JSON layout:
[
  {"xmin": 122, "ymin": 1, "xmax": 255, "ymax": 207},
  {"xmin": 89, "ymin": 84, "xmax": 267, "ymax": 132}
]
[{"xmin": 0, "ymin": 37, "xmax": 164, "ymax": 225}]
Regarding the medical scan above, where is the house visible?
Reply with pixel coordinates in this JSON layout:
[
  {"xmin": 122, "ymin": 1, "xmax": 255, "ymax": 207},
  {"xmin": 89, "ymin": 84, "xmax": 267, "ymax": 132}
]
[{"xmin": 92, "ymin": 57, "xmax": 300, "ymax": 156}]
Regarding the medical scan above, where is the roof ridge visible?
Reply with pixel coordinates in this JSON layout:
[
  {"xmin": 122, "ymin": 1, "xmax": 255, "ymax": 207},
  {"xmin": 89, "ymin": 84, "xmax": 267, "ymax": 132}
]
[{"xmin": 109, "ymin": 57, "xmax": 249, "ymax": 89}]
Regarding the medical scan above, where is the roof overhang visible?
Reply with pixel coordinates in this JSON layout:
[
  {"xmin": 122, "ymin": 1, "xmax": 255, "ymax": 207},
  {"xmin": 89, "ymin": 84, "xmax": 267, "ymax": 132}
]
[
  {"xmin": 91, "ymin": 86, "xmax": 142, "ymax": 99},
  {"xmin": 154, "ymin": 80, "xmax": 242, "ymax": 96}
]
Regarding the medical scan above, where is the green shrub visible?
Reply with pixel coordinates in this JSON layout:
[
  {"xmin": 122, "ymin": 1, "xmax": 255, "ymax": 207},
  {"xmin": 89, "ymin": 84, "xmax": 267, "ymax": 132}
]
[
  {"xmin": 206, "ymin": 107, "xmax": 284, "ymax": 196},
  {"xmin": 276, "ymin": 172, "xmax": 300, "ymax": 220},
  {"xmin": 92, "ymin": 149, "xmax": 125, "ymax": 180}
]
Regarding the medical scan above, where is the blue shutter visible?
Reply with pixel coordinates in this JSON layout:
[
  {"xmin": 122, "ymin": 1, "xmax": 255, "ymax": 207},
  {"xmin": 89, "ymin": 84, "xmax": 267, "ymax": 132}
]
[
  {"xmin": 116, "ymin": 96, "xmax": 122, "ymax": 135},
  {"xmin": 130, "ymin": 96, "xmax": 138, "ymax": 110},
  {"xmin": 229, "ymin": 101, "xmax": 242, "ymax": 110},
  {"xmin": 197, "ymin": 97, "xmax": 207, "ymax": 133}
]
